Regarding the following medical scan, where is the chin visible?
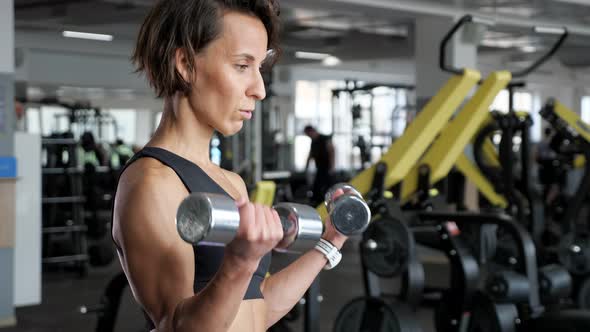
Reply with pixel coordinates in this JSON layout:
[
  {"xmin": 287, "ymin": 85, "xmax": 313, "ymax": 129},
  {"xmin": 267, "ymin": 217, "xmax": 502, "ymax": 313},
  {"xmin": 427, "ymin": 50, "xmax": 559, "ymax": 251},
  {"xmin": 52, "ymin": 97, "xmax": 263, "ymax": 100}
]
[{"xmin": 218, "ymin": 122, "xmax": 244, "ymax": 137}]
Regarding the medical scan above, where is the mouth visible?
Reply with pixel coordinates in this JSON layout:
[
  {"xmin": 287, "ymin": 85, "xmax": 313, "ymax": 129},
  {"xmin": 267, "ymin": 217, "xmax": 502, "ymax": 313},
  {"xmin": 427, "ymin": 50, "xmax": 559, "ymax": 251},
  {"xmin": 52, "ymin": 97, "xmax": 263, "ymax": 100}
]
[{"xmin": 239, "ymin": 110, "xmax": 253, "ymax": 120}]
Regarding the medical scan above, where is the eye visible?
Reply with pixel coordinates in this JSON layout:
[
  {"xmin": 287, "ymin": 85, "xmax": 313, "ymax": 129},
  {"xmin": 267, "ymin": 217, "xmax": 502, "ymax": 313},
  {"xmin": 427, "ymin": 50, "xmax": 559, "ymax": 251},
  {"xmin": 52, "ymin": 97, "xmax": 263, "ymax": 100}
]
[{"xmin": 236, "ymin": 64, "xmax": 249, "ymax": 71}]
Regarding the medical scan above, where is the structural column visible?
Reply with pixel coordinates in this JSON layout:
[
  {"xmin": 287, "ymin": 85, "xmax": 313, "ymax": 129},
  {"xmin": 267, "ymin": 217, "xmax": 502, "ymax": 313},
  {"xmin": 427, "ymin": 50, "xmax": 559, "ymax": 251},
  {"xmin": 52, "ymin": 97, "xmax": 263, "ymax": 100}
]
[
  {"xmin": 415, "ymin": 15, "xmax": 479, "ymax": 110},
  {"xmin": 0, "ymin": 0, "xmax": 17, "ymax": 327}
]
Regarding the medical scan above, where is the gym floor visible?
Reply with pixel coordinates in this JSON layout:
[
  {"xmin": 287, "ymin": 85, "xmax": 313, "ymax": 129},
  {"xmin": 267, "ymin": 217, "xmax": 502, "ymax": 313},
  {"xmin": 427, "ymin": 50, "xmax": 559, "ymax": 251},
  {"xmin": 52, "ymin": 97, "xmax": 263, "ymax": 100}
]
[{"xmin": 1, "ymin": 238, "xmax": 447, "ymax": 332}]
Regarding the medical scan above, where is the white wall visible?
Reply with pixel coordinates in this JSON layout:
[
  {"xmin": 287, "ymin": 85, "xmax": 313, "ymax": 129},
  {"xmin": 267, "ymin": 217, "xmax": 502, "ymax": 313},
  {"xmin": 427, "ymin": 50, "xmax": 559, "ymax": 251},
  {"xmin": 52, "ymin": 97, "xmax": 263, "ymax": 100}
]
[
  {"xmin": 15, "ymin": 30, "xmax": 158, "ymax": 110},
  {"xmin": 0, "ymin": 1, "xmax": 14, "ymax": 74},
  {"xmin": 13, "ymin": 132, "xmax": 41, "ymax": 307}
]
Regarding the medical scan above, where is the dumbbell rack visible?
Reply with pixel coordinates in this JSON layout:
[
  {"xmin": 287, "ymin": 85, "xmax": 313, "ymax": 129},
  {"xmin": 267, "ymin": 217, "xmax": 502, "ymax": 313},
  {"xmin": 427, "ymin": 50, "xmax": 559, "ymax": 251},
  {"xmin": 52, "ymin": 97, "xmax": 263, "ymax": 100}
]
[{"xmin": 41, "ymin": 138, "xmax": 89, "ymax": 276}]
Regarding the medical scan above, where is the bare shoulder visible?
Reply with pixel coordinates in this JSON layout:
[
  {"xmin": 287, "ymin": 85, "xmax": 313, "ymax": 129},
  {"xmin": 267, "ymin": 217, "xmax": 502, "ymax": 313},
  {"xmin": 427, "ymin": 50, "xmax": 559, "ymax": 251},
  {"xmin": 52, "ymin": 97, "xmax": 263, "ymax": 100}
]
[
  {"xmin": 113, "ymin": 158, "xmax": 188, "ymax": 247},
  {"xmin": 222, "ymin": 169, "xmax": 249, "ymax": 201},
  {"xmin": 111, "ymin": 158, "xmax": 195, "ymax": 325}
]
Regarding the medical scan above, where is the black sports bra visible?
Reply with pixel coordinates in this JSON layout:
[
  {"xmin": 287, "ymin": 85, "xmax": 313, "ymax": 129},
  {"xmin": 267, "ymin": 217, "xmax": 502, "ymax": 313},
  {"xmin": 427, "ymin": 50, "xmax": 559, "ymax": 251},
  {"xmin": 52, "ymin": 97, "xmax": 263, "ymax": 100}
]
[{"xmin": 114, "ymin": 146, "xmax": 271, "ymax": 300}]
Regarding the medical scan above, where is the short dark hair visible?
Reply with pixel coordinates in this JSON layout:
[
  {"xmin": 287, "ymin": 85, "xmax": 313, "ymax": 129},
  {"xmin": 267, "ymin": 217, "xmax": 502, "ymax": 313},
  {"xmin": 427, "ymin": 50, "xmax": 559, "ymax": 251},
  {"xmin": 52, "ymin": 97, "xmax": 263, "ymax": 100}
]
[
  {"xmin": 303, "ymin": 125, "xmax": 315, "ymax": 134},
  {"xmin": 132, "ymin": 0, "xmax": 281, "ymax": 98}
]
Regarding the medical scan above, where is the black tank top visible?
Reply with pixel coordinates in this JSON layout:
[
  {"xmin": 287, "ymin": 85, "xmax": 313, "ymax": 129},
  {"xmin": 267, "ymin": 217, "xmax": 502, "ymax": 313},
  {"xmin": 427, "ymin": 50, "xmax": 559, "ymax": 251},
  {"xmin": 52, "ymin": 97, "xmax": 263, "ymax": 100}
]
[{"xmin": 113, "ymin": 146, "xmax": 271, "ymax": 300}]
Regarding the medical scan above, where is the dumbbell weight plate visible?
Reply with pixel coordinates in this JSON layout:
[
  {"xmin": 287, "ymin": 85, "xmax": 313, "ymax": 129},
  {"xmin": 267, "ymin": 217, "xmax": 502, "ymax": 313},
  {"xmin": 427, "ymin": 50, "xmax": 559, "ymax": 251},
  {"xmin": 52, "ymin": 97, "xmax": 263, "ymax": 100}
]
[
  {"xmin": 325, "ymin": 183, "xmax": 371, "ymax": 235},
  {"xmin": 176, "ymin": 193, "xmax": 240, "ymax": 245},
  {"xmin": 361, "ymin": 217, "xmax": 411, "ymax": 278},
  {"xmin": 331, "ymin": 195, "xmax": 371, "ymax": 235}
]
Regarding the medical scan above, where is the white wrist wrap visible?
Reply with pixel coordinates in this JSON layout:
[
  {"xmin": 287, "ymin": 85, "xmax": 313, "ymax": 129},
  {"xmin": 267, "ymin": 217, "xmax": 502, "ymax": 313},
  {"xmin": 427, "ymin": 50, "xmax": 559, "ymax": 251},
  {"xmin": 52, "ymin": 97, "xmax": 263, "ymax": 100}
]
[{"xmin": 314, "ymin": 238, "xmax": 342, "ymax": 270}]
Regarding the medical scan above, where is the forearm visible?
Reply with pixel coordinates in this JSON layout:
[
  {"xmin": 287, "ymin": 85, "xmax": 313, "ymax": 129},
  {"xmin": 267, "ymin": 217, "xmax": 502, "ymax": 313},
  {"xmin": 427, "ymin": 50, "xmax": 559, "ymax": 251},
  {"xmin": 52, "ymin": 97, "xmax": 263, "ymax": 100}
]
[
  {"xmin": 262, "ymin": 238, "xmax": 345, "ymax": 328},
  {"xmin": 171, "ymin": 255, "xmax": 257, "ymax": 332}
]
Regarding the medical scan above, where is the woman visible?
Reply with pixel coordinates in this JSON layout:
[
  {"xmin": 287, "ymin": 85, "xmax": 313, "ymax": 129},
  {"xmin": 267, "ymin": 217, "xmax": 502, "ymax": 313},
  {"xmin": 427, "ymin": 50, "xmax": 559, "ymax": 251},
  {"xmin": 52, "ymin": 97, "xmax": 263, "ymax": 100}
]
[{"xmin": 111, "ymin": 1, "xmax": 349, "ymax": 331}]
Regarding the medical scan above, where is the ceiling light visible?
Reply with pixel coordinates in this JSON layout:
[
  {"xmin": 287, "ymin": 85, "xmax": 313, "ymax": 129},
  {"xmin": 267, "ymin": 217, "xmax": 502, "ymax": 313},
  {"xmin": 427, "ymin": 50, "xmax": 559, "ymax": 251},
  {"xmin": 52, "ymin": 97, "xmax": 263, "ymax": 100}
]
[
  {"xmin": 521, "ymin": 45, "xmax": 537, "ymax": 53},
  {"xmin": 471, "ymin": 16, "xmax": 496, "ymax": 26},
  {"xmin": 553, "ymin": 0, "xmax": 590, "ymax": 6},
  {"xmin": 534, "ymin": 26, "xmax": 567, "ymax": 35},
  {"xmin": 295, "ymin": 51, "xmax": 331, "ymax": 60},
  {"xmin": 481, "ymin": 36, "xmax": 535, "ymax": 48},
  {"xmin": 62, "ymin": 31, "xmax": 113, "ymax": 41},
  {"xmin": 322, "ymin": 56, "xmax": 341, "ymax": 67}
]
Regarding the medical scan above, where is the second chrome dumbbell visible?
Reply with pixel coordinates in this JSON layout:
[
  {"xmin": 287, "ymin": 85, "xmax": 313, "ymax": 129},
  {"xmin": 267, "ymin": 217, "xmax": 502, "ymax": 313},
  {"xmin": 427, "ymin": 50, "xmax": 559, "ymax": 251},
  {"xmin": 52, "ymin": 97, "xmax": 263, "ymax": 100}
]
[
  {"xmin": 324, "ymin": 183, "xmax": 371, "ymax": 236},
  {"xmin": 176, "ymin": 193, "xmax": 324, "ymax": 253}
]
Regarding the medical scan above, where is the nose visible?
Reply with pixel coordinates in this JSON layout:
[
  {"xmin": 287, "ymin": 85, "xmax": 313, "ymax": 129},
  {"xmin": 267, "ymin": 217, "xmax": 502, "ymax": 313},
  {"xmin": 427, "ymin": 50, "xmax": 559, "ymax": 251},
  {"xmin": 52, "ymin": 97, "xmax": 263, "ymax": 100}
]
[{"xmin": 247, "ymin": 70, "xmax": 266, "ymax": 101}]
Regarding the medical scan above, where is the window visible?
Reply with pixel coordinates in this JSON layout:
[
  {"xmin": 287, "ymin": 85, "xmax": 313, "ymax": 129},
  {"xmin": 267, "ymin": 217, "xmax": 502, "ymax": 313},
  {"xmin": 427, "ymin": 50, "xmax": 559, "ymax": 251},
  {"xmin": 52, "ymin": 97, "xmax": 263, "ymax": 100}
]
[
  {"xmin": 582, "ymin": 96, "xmax": 590, "ymax": 124},
  {"xmin": 490, "ymin": 90, "xmax": 541, "ymax": 142},
  {"xmin": 490, "ymin": 90, "xmax": 509, "ymax": 113},
  {"xmin": 513, "ymin": 91, "xmax": 532, "ymax": 112},
  {"xmin": 39, "ymin": 105, "xmax": 69, "ymax": 136},
  {"xmin": 391, "ymin": 89, "xmax": 409, "ymax": 138},
  {"xmin": 293, "ymin": 80, "xmax": 342, "ymax": 171},
  {"xmin": 295, "ymin": 80, "xmax": 336, "ymax": 134},
  {"xmin": 103, "ymin": 109, "xmax": 137, "ymax": 144},
  {"xmin": 25, "ymin": 107, "xmax": 41, "ymax": 134},
  {"xmin": 293, "ymin": 80, "xmax": 412, "ymax": 171},
  {"xmin": 513, "ymin": 91, "xmax": 542, "ymax": 142}
]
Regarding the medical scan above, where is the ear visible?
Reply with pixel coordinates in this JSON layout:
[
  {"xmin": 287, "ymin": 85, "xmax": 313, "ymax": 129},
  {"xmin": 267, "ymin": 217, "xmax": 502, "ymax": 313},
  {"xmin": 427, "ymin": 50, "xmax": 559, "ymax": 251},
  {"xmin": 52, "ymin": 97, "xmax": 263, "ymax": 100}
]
[{"xmin": 174, "ymin": 48, "xmax": 193, "ymax": 83}]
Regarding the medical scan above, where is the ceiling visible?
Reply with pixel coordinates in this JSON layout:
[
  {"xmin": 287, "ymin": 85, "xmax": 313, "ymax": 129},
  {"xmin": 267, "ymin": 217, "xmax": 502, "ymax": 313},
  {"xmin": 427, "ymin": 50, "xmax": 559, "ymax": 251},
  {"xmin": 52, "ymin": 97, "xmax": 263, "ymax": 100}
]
[
  {"xmin": 13, "ymin": 0, "xmax": 590, "ymax": 65},
  {"xmin": 11, "ymin": 0, "xmax": 590, "ymax": 103}
]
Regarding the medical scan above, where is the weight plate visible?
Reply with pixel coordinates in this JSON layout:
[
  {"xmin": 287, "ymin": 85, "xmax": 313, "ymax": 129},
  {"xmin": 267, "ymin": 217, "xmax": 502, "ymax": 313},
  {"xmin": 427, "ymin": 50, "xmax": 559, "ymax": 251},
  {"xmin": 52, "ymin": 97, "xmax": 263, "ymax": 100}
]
[
  {"xmin": 558, "ymin": 232, "xmax": 590, "ymax": 276},
  {"xmin": 333, "ymin": 297, "xmax": 401, "ymax": 332},
  {"xmin": 361, "ymin": 217, "xmax": 411, "ymax": 278}
]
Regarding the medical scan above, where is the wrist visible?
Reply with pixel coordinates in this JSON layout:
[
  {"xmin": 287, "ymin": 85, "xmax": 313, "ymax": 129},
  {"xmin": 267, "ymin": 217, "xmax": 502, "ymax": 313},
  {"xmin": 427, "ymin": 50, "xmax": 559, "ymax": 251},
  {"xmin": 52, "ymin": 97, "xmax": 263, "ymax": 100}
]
[
  {"xmin": 321, "ymin": 234, "xmax": 345, "ymax": 250},
  {"xmin": 314, "ymin": 238, "xmax": 342, "ymax": 270},
  {"xmin": 222, "ymin": 251, "xmax": 260, "ymax": 276}
]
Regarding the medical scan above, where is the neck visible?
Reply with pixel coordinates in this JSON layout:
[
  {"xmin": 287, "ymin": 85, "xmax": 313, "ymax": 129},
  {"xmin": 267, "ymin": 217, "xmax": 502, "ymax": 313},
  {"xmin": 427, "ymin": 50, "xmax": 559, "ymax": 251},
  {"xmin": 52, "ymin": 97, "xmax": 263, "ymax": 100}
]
[{"xmin": 147, "ymin": 92, "xmax": 214, "ymax": 166}]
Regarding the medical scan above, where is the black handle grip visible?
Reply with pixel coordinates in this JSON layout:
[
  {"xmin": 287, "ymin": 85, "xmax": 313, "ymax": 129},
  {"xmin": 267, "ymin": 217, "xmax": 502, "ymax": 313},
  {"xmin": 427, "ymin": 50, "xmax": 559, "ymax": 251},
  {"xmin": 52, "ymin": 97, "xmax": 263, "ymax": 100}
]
[
  {"xmin": 439, "ymin": 15, "xmax": 568, "ymax": 79},
  {"xmin": 439, "ymin": 15, "xmax": 495, "ymax": 75},
  {"xmin": 511, "ymin": 26, "xmax": 568, "ymax": 78}
]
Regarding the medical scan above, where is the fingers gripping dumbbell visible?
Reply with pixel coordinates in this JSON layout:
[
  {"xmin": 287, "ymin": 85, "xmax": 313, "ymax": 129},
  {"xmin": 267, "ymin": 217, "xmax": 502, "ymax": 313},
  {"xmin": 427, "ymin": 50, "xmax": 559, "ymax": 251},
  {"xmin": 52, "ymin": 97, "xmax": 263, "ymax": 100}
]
[
  {"xmin": 176, "ymin": 184, "xmax": 370, "ymax": 252},
  {"xmin": 324, "ymin": 183, "xmax": 371, "ymax": 235}
]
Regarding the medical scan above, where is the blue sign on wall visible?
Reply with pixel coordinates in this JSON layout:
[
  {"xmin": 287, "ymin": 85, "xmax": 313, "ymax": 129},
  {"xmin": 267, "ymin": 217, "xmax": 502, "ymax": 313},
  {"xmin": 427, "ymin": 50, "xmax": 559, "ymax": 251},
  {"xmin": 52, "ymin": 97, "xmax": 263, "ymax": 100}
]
[{"xmin": 0, "ymin": 157, "xmax": 17, "ymax": 178}]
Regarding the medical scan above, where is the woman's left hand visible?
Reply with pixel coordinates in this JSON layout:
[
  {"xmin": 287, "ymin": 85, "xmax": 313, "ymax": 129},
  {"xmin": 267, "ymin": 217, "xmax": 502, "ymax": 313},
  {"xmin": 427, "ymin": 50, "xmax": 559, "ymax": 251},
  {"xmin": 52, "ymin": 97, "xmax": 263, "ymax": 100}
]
[{"xmin": 321, "ymin": 188, "xmax": 348, "ymax": 249}]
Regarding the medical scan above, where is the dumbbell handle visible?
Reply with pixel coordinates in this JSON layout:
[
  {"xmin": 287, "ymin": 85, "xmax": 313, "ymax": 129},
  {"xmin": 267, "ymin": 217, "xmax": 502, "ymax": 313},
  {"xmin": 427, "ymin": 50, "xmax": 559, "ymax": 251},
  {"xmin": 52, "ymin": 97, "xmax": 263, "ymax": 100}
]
[{"xmin": 176, "ymin": 193, "xmax": 323, "ymax": 252}]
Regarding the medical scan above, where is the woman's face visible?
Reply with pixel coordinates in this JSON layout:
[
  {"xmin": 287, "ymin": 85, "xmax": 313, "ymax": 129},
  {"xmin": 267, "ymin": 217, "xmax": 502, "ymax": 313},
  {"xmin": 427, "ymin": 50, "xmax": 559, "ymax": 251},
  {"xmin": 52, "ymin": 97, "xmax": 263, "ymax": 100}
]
[{"xmin": 188, "ymin": 11, "xmax": 269, "ymax": 136}]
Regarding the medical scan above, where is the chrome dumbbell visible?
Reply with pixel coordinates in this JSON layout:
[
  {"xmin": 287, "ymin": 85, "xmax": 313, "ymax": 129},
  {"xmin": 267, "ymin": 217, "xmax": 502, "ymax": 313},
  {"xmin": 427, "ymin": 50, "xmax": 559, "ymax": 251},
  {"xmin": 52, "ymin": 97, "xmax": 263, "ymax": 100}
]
[
  {"xmin": 176, "ymin": 193, "xmax": 323, "ymax": 253},
  {"xmin": 324, "ymin": 183, "xmax": 371, "ymax": 235}
]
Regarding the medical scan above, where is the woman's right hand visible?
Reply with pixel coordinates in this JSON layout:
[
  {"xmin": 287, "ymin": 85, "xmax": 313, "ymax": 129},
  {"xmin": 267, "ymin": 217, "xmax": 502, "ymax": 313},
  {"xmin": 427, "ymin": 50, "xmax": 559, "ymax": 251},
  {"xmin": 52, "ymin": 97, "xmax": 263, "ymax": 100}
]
[{"xmin": 225, "ymin": 197, "xmax": 284, "ymax": 266}]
